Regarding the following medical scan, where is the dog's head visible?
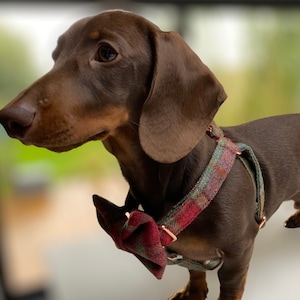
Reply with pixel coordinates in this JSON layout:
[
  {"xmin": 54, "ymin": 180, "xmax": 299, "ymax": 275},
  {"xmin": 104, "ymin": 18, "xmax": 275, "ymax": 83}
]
[{"xmin": 0, "ymin": 10, "xmax": 226, "ymax": 163}]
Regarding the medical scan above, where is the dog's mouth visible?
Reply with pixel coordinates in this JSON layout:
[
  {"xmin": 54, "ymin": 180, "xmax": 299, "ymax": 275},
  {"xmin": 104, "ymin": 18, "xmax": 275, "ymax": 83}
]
[
  {"xmin": 13, "ymin": 107, "xmax": 129, "ymax": 153},
  {"xmin": 31, "ymin": 130, "xmax": 110, "ymax": 153}
]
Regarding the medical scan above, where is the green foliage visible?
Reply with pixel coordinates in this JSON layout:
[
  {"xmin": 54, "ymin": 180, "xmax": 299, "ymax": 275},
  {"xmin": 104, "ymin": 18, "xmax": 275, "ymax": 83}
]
[
  {"xmin": 216, "ymin": 8, "xmax": 300, "ymax": 125},
  {"xmin": 2, "ymin": 138, "xmax": 118, "ymax": 178},
  {"xmin": 243, "ymin": 9, "xmax": 300, "ymax": 120},
  {"xmin": 0, "ymin": 26, "xmax": 37, "ymax": 104}
]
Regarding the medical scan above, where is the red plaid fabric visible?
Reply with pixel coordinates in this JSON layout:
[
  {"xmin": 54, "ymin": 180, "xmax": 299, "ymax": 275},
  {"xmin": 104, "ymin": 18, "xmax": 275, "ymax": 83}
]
[{"xmin": 93, "ymin": 195, "xmax": 168, "ymax": 279}]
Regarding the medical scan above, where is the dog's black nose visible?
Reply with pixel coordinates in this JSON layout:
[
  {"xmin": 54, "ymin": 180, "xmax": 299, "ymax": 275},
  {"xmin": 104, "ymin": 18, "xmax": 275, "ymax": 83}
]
[{"xmin": 0, "ymin": 106, "xmax": 34, "ymax": 139}]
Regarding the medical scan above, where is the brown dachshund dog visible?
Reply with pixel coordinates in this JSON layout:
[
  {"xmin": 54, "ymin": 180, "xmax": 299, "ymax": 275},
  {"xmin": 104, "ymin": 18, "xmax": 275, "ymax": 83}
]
[{"xmin": 0, "ymin": 10, "xmax": 299, "ymax": 300}]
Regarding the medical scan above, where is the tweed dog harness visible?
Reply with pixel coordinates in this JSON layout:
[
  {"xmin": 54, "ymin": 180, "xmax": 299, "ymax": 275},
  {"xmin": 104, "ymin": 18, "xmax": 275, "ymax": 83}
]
[{"xmin": 93, "ymin": 124, "xmax": 266, "ymax": 279}]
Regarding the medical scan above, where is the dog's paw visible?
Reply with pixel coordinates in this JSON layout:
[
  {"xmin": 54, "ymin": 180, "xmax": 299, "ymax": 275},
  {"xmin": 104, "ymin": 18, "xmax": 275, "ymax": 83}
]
[
  {"xmin": 168, "ymin": 288, "xmax": 207, "ymax": 300},
  {"xmin": 168, "ymin": 288, "xmax": 188, "ymax": 300},
  {"xmin": 285, "ymin": 211, "xmax": 300, "ymax": 228}
]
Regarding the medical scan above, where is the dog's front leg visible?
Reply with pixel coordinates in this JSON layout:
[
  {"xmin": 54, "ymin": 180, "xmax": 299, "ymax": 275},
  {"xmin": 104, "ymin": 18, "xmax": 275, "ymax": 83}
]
[
  {"xmin": 217, "ymin": 245, "xmax": 254, "ymax": 300},
  {"xmin": 169, "ymin": 270, "xmax": 208, "ymax": 300}
]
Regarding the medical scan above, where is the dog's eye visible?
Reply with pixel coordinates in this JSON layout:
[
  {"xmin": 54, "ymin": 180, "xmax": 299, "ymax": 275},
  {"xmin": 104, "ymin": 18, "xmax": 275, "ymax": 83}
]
[{"xmin": 96, "ymin": 44, "xmax": 117, "ymax": 62}]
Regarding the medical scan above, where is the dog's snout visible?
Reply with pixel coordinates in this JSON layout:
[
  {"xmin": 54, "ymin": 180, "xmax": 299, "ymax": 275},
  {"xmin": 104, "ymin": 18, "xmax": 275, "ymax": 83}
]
[{"xmin": 0, "ymin": 106, "xmax": 34, "ymax": 139}]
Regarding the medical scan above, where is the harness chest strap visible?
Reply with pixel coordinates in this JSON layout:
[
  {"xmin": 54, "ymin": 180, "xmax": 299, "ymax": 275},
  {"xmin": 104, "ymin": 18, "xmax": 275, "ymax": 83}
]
[{"xmin": 92, "ymin": 124, "xmax": 266, "ymax": 279}]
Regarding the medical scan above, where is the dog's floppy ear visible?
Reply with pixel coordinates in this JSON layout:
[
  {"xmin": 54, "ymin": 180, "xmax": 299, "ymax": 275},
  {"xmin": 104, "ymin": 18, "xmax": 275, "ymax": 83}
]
[{"xmin": 139, "ymin": 30, "xmax": 227, "ymax": 163}]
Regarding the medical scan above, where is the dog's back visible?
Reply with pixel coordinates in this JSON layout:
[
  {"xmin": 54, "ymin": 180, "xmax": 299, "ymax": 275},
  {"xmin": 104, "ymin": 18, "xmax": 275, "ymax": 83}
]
[{"xmin": 224, "ymin": 113, "xmax": 300, "ymax": 219}]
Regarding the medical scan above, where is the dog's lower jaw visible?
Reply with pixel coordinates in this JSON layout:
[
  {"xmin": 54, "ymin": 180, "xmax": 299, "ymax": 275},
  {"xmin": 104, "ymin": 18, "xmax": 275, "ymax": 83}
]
[{"xmin": 32, "ymin": 130, "xmax": 109, "ymax": 153}]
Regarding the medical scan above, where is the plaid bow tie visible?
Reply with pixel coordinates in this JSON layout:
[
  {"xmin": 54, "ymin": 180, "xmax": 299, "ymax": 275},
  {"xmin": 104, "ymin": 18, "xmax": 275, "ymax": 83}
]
[{"xmin": 93, "ymin": 195, "xmax": 169, "ymax": 279}]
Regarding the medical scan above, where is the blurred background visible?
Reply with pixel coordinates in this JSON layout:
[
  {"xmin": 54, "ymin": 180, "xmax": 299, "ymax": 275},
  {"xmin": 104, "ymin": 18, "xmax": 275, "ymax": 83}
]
[{"xmin": 0, "ymin": 1, "xmax": 300, "ymax": 299}]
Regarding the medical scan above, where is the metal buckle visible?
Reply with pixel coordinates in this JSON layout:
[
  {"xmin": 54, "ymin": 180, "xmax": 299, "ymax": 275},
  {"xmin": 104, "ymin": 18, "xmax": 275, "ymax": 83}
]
[
  {"xmin": 259, "ymin": 215, "xmax": 267, "ymax": 229},
  {"xmin": 161, "ymin": 225, "xmax": 177, "ymax": 242},
  {"xmin": 167, "ymin": 252, "xmax": 183, "ymax": 262}
]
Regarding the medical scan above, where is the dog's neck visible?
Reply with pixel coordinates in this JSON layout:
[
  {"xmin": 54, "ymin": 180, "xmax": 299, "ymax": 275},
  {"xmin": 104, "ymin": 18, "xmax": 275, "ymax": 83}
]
[{"xmin": 102, "ymin": 125, "xmax": 217, "ymax": 219}]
